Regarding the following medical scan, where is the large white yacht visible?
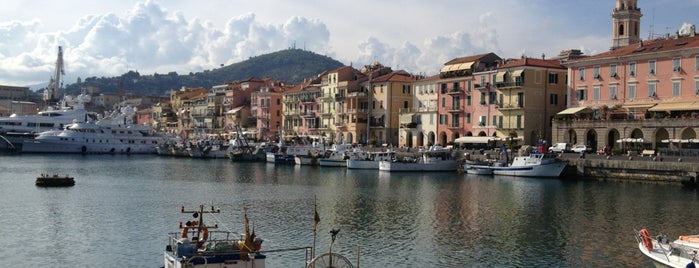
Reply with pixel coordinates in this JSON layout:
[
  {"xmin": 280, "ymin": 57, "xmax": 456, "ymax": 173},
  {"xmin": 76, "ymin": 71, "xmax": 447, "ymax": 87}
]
[{"xmin": 22, "ymin": 106, "xmax": 165, "ymax": 154}]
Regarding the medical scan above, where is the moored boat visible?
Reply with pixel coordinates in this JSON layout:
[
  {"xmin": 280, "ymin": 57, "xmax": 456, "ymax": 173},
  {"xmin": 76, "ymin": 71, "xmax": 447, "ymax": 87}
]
[
  {"xmin": 346, "ymin": 150, "xmax": 394, "ymax": 170},
  {"xmin": 35, "ymin": 173, "xmax": 75, "ymax": 187},
  {"xmin": 164, "ymin": 205, "xmax": 266, "ymax": 268},
  {"xmin": 318, "ymin": 144, "xmax": 356, "ymax": 167},
  {"xmin": 465, "ymin": 153, "xmax": 567, "ymax": 178},
  {"xmin": 378, "ymin": 145, "xmax": 457, "ymax": 172},
  {"xmin": 634, "ymin": 229, "xmax": 699, "ymax": 268}
]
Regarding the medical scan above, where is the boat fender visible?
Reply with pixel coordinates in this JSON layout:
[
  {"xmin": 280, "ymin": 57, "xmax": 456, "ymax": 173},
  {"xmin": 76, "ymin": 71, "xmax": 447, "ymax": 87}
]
[
  {"xmin": 639, "ymin": 229, "xmax": 653, "ymax": 251},
  {"xmin": 200, "ymin": 227, "xmax": 208, "ymax": 242},
  {"xmin": 181, "ymin": 227, "xmax": 189, "ymax": 238},
  {"xmin": 686, "ymin": 262, "xmax": 696, "ymax": 268}
]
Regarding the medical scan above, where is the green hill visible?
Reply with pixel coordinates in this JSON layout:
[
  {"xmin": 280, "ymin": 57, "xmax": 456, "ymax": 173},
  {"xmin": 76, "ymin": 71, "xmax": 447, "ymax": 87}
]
[{"xmin": 63, "ymin": 48, "xmax": 345, "ymax": 96}]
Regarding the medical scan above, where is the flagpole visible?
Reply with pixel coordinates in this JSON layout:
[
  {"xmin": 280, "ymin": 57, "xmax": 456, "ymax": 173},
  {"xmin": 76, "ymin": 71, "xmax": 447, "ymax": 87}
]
[{"xmin": 312, "ymin": 195, "xmax": 320, "ymax": 259}]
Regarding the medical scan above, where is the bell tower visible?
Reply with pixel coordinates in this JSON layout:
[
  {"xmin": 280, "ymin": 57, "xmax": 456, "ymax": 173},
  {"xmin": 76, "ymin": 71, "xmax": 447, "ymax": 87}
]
[{"xmin": 611, "ymin": 0, "xmax": 642, "ymax": 49}]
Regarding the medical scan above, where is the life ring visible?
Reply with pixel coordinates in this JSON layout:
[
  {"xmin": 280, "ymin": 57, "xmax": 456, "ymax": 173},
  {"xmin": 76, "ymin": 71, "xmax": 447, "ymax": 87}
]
[{"xmin": 639, "ymin": 229, "xmax": 653, "ymax": 251}]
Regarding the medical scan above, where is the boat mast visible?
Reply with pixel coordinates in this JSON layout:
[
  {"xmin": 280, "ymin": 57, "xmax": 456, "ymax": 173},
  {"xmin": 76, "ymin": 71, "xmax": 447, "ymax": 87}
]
[{"xmin": 44, "ymin": 46, "xmax": 65, "ymax": 104}]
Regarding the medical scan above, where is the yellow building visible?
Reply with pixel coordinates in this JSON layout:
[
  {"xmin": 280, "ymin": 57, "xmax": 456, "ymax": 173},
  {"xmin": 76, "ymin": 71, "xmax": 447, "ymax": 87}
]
[{"xmin": 495, "ymin": 57, "xmax": 568, "ymax": 146}]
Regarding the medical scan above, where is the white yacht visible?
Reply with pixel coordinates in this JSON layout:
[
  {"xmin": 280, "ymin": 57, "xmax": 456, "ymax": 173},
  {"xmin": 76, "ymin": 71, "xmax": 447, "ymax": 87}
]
[
  {"xmin": 346, "ymin": 150, "xmax": 395, "ymax": 170},
  {"xmin": 22, "ymin": 106, "xmax": 164, "ymax": 154}
]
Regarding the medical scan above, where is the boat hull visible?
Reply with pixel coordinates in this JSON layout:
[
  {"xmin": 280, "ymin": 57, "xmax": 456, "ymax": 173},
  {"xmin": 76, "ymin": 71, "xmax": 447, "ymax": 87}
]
[
  {"xmin": 294, "ymin": 155, "xmax": 318, "ymax": 166},
  {"xmin": 379, "ymin": 160, "xmax": 458, "ymax": 172},
  {"xmin": 22, "ymin": 139, "xmax": 158, "ymax": 154},
  {"xmin": 36, "ymin": 176, "xmax": 75, "ymax": 187},
  {"xmin": 319, "ymin": 159, "xmax": 347, "ymax": 167},
  {"xmin": 346, "ymin": 160, "xmax": 379, "ymax": 169},
  {"xmin": 490, "ymin": 161, "xmax": 567, "ymax": 177}
]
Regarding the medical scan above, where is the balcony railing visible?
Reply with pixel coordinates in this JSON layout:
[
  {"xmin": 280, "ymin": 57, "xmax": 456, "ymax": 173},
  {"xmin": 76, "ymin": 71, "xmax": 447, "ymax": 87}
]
[
  {"xmin": 447, "ymin": 106, "xmax": 463, "ymax": 113},
  {"xmin": 496, "ymin": 81, "xmax": 523, "ymax": 88}
]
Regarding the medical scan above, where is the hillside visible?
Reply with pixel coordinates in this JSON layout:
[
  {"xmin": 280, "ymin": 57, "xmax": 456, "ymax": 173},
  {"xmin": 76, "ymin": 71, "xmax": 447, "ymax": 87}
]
[{"xmin": 62, "ymin": 49, "xmax": 345, "ymax": 97}]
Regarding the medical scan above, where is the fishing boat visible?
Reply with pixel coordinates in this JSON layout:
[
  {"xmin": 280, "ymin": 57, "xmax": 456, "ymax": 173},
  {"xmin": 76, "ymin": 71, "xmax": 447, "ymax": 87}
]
[
  {"xmin": 346, "ymin": 150, "xmax": 394, "ymax": 170},
  {"xmin": 463, "ymin": 144, "xmax": 567, "ymax": 178},
  {"xmin": 35, "ymin": 173, "xmax": 75, "ymax": 187},
  {"xmin": 634, "ymin": 229, "xmax": 698, "ymax": 268},
  {"xmin": 378, "ymin": 145, "xmax": 457, "ymax": 172},
  {"xmin": 164, "ymin": 205, "xmax": 266, "ymax": 268},
  {"xmin": 318, "ymin": 144, "xmax": 356, "ymax": 167}
]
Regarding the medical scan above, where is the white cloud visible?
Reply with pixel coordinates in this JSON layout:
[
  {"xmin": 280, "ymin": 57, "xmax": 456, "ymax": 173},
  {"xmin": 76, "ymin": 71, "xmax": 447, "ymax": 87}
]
[{"xmin": 0, "ymin": 0, "xmax": 697, "ymax": 88}]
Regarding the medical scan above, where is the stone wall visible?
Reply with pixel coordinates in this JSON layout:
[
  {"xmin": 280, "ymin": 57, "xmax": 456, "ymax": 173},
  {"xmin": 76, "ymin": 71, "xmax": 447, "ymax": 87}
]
[{"xmin": 566, "ymin": 158, "xmax": 698, "ymax": 184}]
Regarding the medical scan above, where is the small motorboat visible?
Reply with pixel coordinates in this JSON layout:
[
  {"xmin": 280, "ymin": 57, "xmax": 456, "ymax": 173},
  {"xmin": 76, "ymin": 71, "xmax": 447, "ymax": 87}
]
[
  {"xmin": 635, "ymin": 228, "xmax": 698, "ymax": 268},
  {"xmin": 35, "ymin": 173, "xmax": 75, "ymax": 187}
]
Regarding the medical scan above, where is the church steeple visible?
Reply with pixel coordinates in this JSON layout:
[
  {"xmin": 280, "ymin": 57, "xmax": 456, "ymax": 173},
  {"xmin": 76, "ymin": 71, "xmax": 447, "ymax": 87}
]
[{"xmin": 611, "ymin": 0, "xmax": 642, "ymax": 49}]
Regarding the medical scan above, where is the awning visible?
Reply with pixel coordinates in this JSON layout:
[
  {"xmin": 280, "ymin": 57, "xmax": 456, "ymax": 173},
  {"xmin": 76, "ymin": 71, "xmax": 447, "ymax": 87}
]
[
  {"xmin": 622, "ymin": 103, "xmax": 656, "ymax": 109},
  {"xmin": 557, "ymin": 106, "xmax": 592, "ymax": 115},
  {"xmin": 495, "ymin": 71, "xmax": 507, "ymax": 82},
  {"xmin": 226, "ymin": 106, "xmax": 245, "ymax": 114},
  {"xmin": 454, "ymin": 136, "xmax": 500, "ymax": 144},
  {"xmin": 648, "ymin": 102, "xmax": 697, "ymax": 112},
  {"xmin": 440, "ymin": 62, "xmax": 474, "ymax": 72},
  {"xmin": 511, "ymin": 69, "xmax": 524, "ymax": 77}
]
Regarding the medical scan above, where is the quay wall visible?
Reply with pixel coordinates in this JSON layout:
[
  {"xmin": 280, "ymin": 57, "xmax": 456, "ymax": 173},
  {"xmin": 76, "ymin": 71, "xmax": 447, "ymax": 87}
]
[{"xmin": 564, "ymin": 158, "xmax": 698, "ymax": 184}]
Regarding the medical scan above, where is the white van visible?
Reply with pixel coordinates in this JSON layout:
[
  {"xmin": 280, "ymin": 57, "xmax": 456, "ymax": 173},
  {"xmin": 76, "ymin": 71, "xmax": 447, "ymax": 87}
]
[{"xmin": 548, "ymin": 143, "xmax": 570, "ymax": 153}]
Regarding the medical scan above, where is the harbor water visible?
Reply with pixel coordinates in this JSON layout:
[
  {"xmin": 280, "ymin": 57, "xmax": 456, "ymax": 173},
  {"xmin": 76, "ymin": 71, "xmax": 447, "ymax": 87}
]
[{"xmin": 1, "ymin": 154, "xmax": 697, "ymax": 267}]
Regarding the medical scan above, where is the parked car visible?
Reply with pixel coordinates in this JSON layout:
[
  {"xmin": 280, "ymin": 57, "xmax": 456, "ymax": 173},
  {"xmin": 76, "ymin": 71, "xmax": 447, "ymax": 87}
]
[
  {"xmin": 571, "ymin": 144, "xmax": 591, "ymax": 153},
  {"xmin": 548, "ymin": 143, "xmax": 570, "ymax": 153}
]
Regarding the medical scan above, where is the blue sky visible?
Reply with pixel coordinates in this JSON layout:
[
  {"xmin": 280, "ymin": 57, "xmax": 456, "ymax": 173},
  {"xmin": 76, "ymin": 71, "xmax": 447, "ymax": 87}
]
[{"xmin": 1, "ymin": 0, "xmax": 698, "ymax": 88}]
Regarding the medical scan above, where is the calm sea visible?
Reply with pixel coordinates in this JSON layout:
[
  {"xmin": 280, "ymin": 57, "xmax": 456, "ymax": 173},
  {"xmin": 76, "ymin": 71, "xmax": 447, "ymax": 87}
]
[{"xmin": 1, "ymin": 154, "xmax": 697, "ymax": 267}]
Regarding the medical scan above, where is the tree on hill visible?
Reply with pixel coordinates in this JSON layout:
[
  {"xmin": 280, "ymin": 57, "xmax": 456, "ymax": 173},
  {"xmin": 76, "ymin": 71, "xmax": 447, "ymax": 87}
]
[{"xmin": 63, "ymin": 48, "xmax": 344, "ymax": 97}]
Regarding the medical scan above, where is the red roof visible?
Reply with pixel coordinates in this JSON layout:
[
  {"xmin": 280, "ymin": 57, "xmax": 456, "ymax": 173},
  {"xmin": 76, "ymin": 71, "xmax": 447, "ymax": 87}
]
[{"xmin": 571, "ymin": 34, "xmax": 699, "ymax": 63}]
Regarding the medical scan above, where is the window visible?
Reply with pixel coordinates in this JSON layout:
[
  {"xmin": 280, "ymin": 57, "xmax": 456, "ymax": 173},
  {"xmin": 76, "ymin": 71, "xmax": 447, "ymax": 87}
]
[
  {"xmin": 609, "ymin": 85, "xmax": 617, "ymax": 100},
  {"xmin": 489, "ymin": 92, "xmax": 496, "ymax": 104},
  {"xmin": 628, "ymin": 83, "xmax": 636, "ymax": 99},
  {"xmin": 453, "ymin": 82, "xmax": 459, "ymax": 91},
  {"xmin": 466, "ymin": 113, "xmax": 471, "ymax": 123},
  {"xmin": 576, "ymin": 88, "xmax": 587, "ymax": 101},
  {"xmin": 480, "ymin": 75, "xmax": 486, "ymax": 87},
  {"xmin": 648, "ymin": 82, "xmax": 657, "ymax": 97},
  {"xmin": 517, "ymin": 92, "xmax": 524, "ymax": 107},
  {"xmin": 467, "ymin": 80, "xmax": 472, "ymax": 91},
  {"xmin": 673, "ymin": 58, "xmax": 681, "ymax": 72},
  {"xmin": 516, "ymin": 115, "xmax": 522, "ymax": 129},
  {"xmin": 492, "ymin": 116, "xmax": 497, "ymax": 127},
  {"xmin": 672, "ymin": 80, "xmax": 681, "ymax": 96},
  {"xmin": 610, "ymin": 64, "xmax": 617, "ymax": 77},
  {"xmin": 593, "ymin": 85, "xmax": 600, "ymax": 101},
  {"xmin": 439, "ymin": 114, "xmax": 446, "ymax": 124},
  {"xmin": 695, "ymin": 80, "xmax": 699, "ymax": 95},
  {"xmin": 695, "ymin": 55, "xmax": 699, "ymax": 71},
  {"xmin": 466, "ymin": 96, "xmax": 472, "ymax": 106},
  {"xmin": 593, "ymin": 66, "xmax": 601, "ymax": 79},
  {"xmin": 549, "ymin": 93, "xmax": 558, "ymax": 105},
  {"xmin": 498, "ymin": 116, "xmax": 503, "ymax": 128},
  {"xmin": 452, "ymin": 96, "xmax": 460, "ymax": 110},
  {"xmin": 441, "ymin": 97, "xmax": 445, "ymax": 107},
  {"xmin": 578, "ymin": 67, "xmax": 585, "ymax": 81},
  {"xmin": 480, "ymin": 92, "xmax": 486, "ymax": 104},
  {"xmin": 478, "ymin": 116, "xmax": 486, "ymax": 126},
  {"xmin": 629, "ymin": 62, "xmax": 636, "ymax": 76},
  {"xmin": 649, "ymin": 60, "xmax": 656, "ymax": 74},
  {"xmin": 451, "ymin": 114, "xmax": 460, "ymax": 128},
  {"xmin": 548, "ymin": 73, "xmax": 558, "ymax": 84}
]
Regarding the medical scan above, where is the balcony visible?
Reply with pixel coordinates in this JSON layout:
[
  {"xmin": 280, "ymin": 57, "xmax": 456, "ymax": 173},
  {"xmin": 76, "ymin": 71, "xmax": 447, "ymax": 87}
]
[
  {"xmin": 334, "ymin": 94, "xmax": 344, "ymax": 102},
  {"xmin": 442, "ymin": 87, "xmax": 465, "ymax": 95},
  {"xmin": 346, "ymin": 91, "xmax": 367, "ymax": 98},
  {"xmin": 301, "ymin": 111, "xmax": 317, "ymax": 118},
  {"xmin": 496, "ymin": 81, "xmax": 523, "ymax": 89},
  {"xmin": 347, "ymin": 108, "xmax": 368, "ymax": 114},
  {"xmin": 495, "ymin": 104, "xmax": 523, "ymax": 111},
  {"xmin": 447, "ymin": 106, "xmax": 463, "ymax": 113},
  {"xmin": 400, "ymin": 122, "xmax": 418, "ymax": 128},
  {"xmin": 369, "ymin": 121, "xmax": 385, "ymax": 128},
  {"xmin": 447, "ymin": 125, "xmax": 461, "ymax": 129}
]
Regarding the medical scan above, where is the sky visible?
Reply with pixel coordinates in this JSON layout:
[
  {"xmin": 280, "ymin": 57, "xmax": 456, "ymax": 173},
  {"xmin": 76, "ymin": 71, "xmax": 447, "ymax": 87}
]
[{"xmin": 1, "ymin": 0, "xmax": 698, "ymax": 89}]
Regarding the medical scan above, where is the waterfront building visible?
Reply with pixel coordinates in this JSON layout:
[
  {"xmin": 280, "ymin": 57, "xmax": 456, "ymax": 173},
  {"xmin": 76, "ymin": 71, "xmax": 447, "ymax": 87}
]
[
  {"xmin": 399, "ymin": 74, "xmax": 439, "ymax": 148},
  {"xmin": 282, "ymin": 75, "xmax": 323, "ymax": 138},
  {"xmin": 251, "ymin": 79, "xmax": 290, "ymax": 142},
  {"xmin": 169, "ymin": 87, "xmax": 208, "ymax": 138},
  {"xmin": 318, "ymin": 66, "xmax": 363, "ymax": 144},
  {"xmin": 220, "ymin": 78, "xmax": 264, "ymax": 133},
  {"xmin": 495, "ymin": 57, "xmax": 568, "ymax": 146},
  {"xmin": 367, "ymin": 67, "xmax": 416, "ymax": 146},
  {"xmin": 553, "ymin": 0, "xmax": 699, "ymax": 156},
  {"xmin": 435, "ymin": 53, "xmax": 501, "ymax": 146}
]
